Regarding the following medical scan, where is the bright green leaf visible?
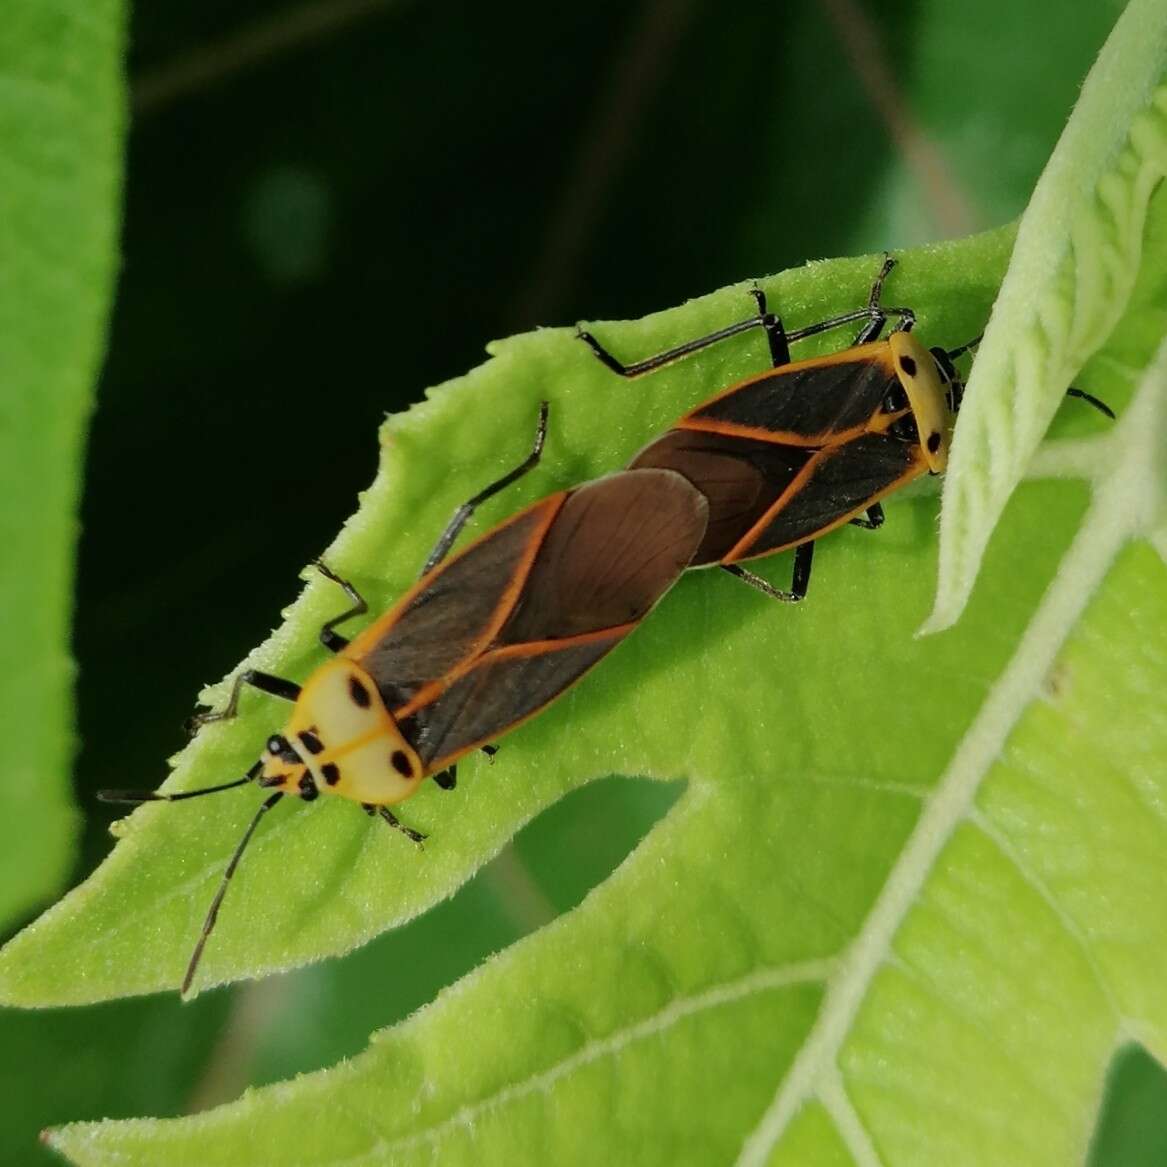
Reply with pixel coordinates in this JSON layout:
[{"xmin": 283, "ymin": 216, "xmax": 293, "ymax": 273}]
[
  {"xmin": 925, "ymin": 0, "xmax": 1167, "ymax": 632},
  {"xmin": 45, "ymin": 329, "xmax": 1167, "ymax": 1164},
  {"xmin": 0, "ymin": 227, "xmax": 1015, "ymax": 1006},
  {"xmin": 0, "ymin": 1, "xmax": 124, "ymax": 927}
]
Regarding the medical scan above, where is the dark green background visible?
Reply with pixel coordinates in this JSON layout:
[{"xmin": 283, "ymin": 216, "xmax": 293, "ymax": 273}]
[{"xmin": 4, "ymin": 1, "xmax": 1164, "ymax": 1162}]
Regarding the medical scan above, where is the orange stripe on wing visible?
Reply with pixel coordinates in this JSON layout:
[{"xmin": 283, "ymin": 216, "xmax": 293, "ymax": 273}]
[
  {"xmin": 723, "ymin": 451, "xmax": 929, "ymax": 563},
  {"xmin": 676, "ymin": 416, "xmax": 872, "ymax": 447},
  {"xmin": 392, "ymin": 620, "xmax": 639, "ymax": 721},
  {"xmin": 343, "ymin": 491, "xmax": 567, "ymax": 663},
  {"xmin": 419, "ymin": 623, "xmax": 639, "ymax": 773}
]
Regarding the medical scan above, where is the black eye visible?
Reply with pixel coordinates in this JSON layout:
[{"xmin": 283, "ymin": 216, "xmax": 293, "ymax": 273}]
[
  {"xmin": 883, "ymin": 386, "xmax": 908, "ymax": 414},
  {"xmin": 267, "ymin": 734, "xmax": 298, "ymax": 762}
]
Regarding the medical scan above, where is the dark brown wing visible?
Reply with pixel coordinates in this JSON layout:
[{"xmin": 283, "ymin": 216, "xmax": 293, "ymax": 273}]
[
  {"xmin": 395, "ymin": 468, "xmax": 708, "ymax": 768},
  {"xmin": 346, "ymin": 494, "xmax": 564, "ymax": 708},
  {"xmin": 396, "ymin": 631, "xmax": 628, "ymax": 772},
  {"xmin": 684, "ymin": 342, "xmax": 898, "ymax": 445},
  {"xmin": 628, "ymin": 429, "xmax": 814, "ymax": 565},
  {"xmin": 500, "ymin": 469, "xmax": 709, "ymax": 640},
  {"xmin": 726, "ymin": 433, "xmax": 926, "ymax": 561}
]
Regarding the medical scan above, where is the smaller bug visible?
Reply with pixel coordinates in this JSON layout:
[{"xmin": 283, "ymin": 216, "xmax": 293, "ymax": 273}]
[
  {"xmin": 101, "ymin": 403, "xmax": 709, "ymax": 993},
  {"xmin": 579, "ymin": 255, "xmax": 1113, "ymax": 602}
]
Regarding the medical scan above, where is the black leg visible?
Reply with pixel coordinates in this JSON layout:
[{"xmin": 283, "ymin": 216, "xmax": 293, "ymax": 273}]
[
  {"xmin": 721, "ymin": 542, "xmax": 815, "ymax": 604},
  {"xmin": 578, "ymin": 257, "xmax": 913, "ymax": 380},
  {"xmin": 312, "ymin": 559, "xmax": 368, "ymax": 653},
  {"xmin": 364, "ymin": 803, "xmax": 427, "ymax": 848},
  {"xmin": 849, "ymin": 503, "xmax": 885, "ymax": 530},
  {"xmin": 749, "ymin": 285, "xmax": 791, "ymax": 368},
  {"xmin": 420, "ymin": 401, "xmax": 549, "ymax": 576},
  {"xmin": 190, "ymin": 669, "xmax": 302, "ymax": 732},
  {"xmin": 577, "ymin": 313, "xmax": 774, "ymax": 378},
  {"xmin": 480, "ymin": 744, "xmax": 499, "ymax": 762},
  {"xmin": 432, "ymin": 765, "xmax": 457, "ymax": 791}
]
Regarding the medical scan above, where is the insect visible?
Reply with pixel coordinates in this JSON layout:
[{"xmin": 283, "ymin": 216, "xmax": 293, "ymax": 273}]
[
  {"xmin": 101, "ymin": 402, "xmax": 709, "ymax": 993},
  {"xmin": 579, "ymin": 255, "xmax": 1113, "ymax": 603}
]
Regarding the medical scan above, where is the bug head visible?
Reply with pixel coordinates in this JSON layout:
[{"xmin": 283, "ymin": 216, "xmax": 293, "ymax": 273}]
[
  {"xmin": 273, "ymin": 658, "xmax": 426, "ymax": 807},
  {"xmin": 887, "ymin": 332, "xmax": 952, "ymax": 473}
]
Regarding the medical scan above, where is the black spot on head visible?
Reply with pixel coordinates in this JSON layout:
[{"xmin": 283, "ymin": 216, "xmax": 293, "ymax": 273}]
[
  {"xmin": 390, "ymin": 750, "xmax": 413, "ymax": 778},
  {"xmin": 927, "ymin": 432, "xmax": 942, "ymax": 454},
  {"xmin": 899, "ymin": 355, "xmax": 918, "ymax": 377},
  {"xmin": 321, "ymin": 762, "xmax": 341, "ymax": 786},
  {"xmin": 298, "ymin": 729, "xmax": 324, "ymax": 755},
  {"xmin": 349, "ymin": 675, "xmax": 371, "ymax": 708}
]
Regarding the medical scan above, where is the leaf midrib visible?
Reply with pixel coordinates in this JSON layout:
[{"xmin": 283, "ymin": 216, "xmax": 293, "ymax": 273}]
[{"xmin": 736, "ymin": 345, "xmax": 1164, "ymax": 1165}]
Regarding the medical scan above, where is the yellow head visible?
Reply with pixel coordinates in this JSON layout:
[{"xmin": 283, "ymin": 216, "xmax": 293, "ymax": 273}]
[
  {"xmin": 259, "ymin": 658, "xmax": 425, "ymax": 807},
  {"xmin": 887, "ymin": 331, "xmax": 959, "ymax": 473}
]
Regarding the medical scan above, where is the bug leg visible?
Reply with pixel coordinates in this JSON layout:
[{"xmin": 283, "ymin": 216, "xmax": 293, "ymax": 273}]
[
  {"xmin": 849, "ymin": 254, "xmax": 896, "ymax": 343},
  {"xmin": 312, "ymin": 559, "xmax": 369, "ymax": 652},
  {"xmin": 749, "ymin": 284, "xmax": 791, "ymax": 367},
  {"xmin": 365, "ymin": 803, "xmax": 427, "ymax": 848},
  {"xmin": 432, "ymin": 766, "xmax": 457, "ymax": 791},
  {"xmin": 420, "ymin": 401, "xmax": 550, "ymax": 575},
  {"xmin": 849, "ymin": 503, "xmax": 885, "ymax": 530},
  {"xmin": 480, "ymin": 744, "xmax": 499, "ymax": 762},
  {"xmin": 189, "ymin": 670, "xmax": 302, "ymax": 733},
  {"xmin": 722, "ymin": 542, "xmax": 815, "ymax": 604},
  {"xmin": 577, "ymin": 312, "xmax": 777, "ymax": 378}
]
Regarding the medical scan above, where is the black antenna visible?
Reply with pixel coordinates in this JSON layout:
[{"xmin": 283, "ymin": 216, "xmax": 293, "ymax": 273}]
[
  {"xmin": 945, "ymin": 332, "xmax": 983, "ymax": 362},
  {"xmin": 182, "ymin": 790, "xmax": 284, "ymax": 995},
  {"xmin": 99, "ymin": 762, "xmax": 263, "ymax": 805},
  {"xmin": 1066, "ymin": 386, "xmax": 1116, "ymax": 419}
]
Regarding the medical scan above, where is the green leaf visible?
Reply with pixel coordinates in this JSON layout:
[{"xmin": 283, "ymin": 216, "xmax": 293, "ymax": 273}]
[
  {"xmin": 0, "ymin": 2, "xmax": 125, "ymax": 927},
  {"xmin": 0, "ymin": 226, "xmax": 1015, "ymax": 1006},
  {"xmin": 924, "ymin": 0, "xmax": 1167, "ymax": 632},
  {"xmin": 44, "ymin": 328, "xmax": 1167, "ymax": 1164}
]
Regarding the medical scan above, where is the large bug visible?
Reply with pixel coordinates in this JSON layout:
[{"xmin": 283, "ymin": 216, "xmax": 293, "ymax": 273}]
[
  {"xmin": 579, "ymin": 256, "xmax": 1112, "ymax": 602},
  {"xmin": 101, "ymin": 403, "xmax": 709, "ymax": 992}
]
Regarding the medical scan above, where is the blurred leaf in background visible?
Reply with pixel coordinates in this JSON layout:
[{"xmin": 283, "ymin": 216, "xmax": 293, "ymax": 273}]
[
  {"xmin": 2, "ymin": 0, "xmax": 1163, "ymax": 1164},
  {"xmin": 0, "ymin": 0, "xmax": 122, "ymax": 931}
]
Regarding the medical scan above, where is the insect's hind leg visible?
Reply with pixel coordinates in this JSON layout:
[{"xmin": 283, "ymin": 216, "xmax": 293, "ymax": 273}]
[
  {"xmin": 576, "ymin": 293, "xmax": 786, "ymax": 378},
  {"xmin": 721, "ymin": 542, "xmax": 815, "ymax": 604},
  {"xmin": 849, "ymin": 503, "xmax": 885, "ymax": 530},
  {"xmin": 420, "ymin": 400, "xmax": 549, "ymax": 576}
]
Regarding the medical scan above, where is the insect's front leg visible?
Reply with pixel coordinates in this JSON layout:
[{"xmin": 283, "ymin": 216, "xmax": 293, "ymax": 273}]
[{"xmin": 189, "ymin": 669, "xmax": 302, "ymax": 733}]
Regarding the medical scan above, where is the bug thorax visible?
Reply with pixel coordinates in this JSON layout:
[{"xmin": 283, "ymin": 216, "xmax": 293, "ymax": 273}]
[
  {"xmin": 887, "ymin": 331, "xmax": 954, "ymax": 473},
  {"xmin": 258, "ymin": 658, "xmax": 426, "ymax": 807}
]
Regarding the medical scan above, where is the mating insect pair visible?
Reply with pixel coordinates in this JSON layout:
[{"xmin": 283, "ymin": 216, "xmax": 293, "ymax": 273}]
[{"xmin": 101, "ymin": 256, "xmax": 1109, "ymax": 993}]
